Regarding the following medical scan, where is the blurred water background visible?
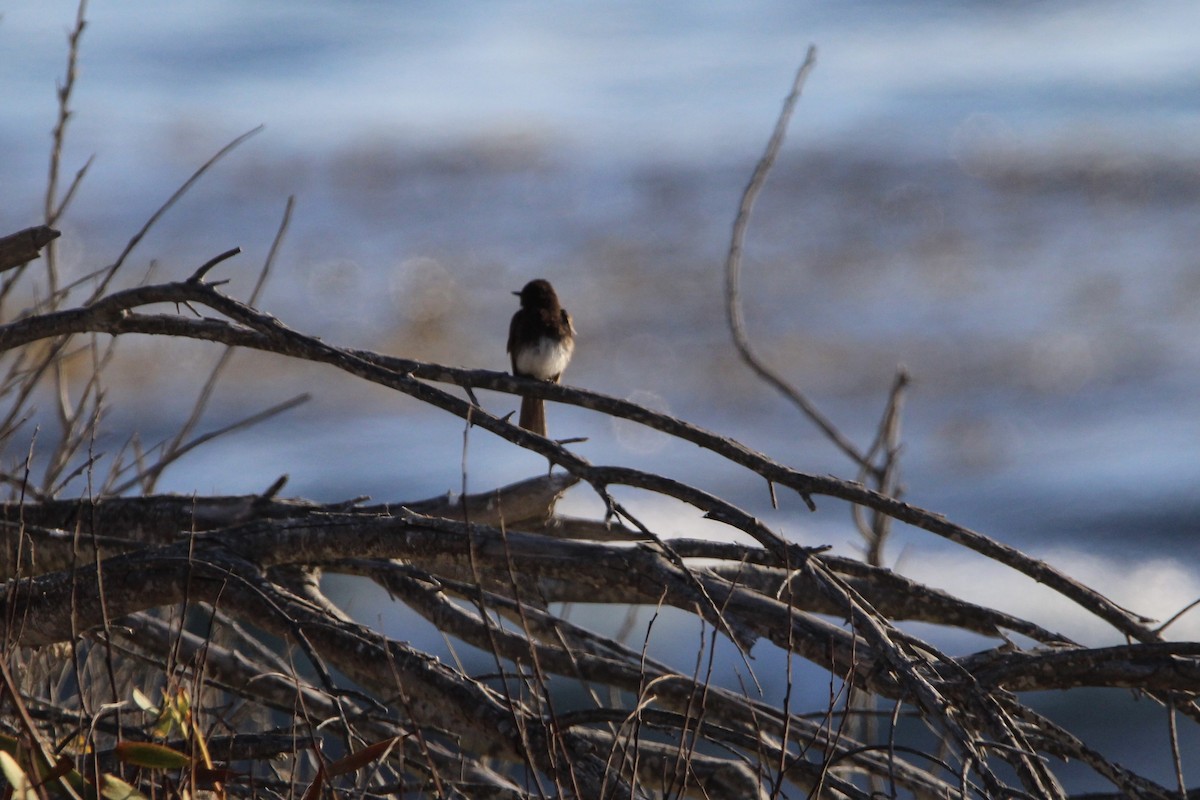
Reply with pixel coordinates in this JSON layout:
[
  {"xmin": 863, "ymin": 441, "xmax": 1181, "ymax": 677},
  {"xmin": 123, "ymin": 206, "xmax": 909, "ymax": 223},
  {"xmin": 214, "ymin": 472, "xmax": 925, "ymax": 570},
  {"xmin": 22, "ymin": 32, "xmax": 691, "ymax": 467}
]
[{"xmin": 3, "ymin": 1, "xmax": 1200, "ymax": 790}]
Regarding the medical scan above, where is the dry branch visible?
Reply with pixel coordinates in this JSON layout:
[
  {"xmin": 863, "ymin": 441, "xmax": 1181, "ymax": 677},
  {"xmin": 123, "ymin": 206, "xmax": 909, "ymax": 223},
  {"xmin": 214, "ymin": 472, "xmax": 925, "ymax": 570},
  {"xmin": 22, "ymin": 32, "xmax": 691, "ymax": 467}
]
[
  {"xmin": 0, "ymin": 226, "xmax": 61, "ymax": 274},
  {"xmin": 0, "ymin": 472, "xmax": 577, "ymax": 579},
  {"xmin": 0, "ymin": 266, "xmax": 1160, "ymax": 643},
  {"xmin": 2, "ymin": 495, "xmax": 1192, "ymax": 796},
  {"xmin": 0, "ymin": 228, "xmax": 1191, "ymax": 797},
  {"xmin": 3, "ymin": 508, "xmax": 1194, "ymax": 698}
]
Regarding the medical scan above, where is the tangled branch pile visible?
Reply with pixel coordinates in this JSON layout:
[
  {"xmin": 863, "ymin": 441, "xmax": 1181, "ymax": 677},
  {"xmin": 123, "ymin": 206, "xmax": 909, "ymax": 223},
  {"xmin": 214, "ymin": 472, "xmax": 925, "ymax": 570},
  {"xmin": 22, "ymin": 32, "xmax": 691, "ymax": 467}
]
[{"xmin": 1, "ymin": 15, "xmax": 1197, "ymax": 800}]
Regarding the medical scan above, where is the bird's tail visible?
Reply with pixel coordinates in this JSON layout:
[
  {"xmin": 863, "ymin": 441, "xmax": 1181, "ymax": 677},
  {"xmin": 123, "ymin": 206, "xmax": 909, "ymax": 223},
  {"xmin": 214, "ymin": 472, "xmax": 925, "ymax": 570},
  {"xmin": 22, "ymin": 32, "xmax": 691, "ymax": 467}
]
[{"xmin": 519, "ymin": 396, "xmax": 547, "ymax": 436}]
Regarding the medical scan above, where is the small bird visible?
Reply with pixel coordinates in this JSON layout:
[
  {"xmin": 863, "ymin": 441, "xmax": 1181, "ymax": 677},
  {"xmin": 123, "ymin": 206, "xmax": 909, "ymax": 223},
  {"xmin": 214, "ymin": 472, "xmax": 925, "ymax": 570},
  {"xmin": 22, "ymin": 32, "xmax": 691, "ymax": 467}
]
[{"xmin": 507, "ymin": 279, "xmax": 575, "ymax": 436}]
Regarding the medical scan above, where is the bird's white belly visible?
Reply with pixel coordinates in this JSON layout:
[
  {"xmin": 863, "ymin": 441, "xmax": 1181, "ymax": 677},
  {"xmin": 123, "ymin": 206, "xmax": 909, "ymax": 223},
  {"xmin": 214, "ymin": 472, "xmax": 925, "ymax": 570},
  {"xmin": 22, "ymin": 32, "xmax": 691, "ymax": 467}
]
[{"xmin": 516, "ymin": 337, "xmax": 573, "ymax": 380}]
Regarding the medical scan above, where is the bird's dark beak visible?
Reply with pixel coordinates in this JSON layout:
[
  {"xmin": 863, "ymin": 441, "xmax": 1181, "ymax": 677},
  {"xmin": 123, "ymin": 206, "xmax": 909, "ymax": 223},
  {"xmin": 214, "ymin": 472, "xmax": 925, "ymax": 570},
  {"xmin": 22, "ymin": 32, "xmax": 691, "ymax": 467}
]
[{"xmin": 512, "ymin": 290, "xmax": 521, "ymax": 296}]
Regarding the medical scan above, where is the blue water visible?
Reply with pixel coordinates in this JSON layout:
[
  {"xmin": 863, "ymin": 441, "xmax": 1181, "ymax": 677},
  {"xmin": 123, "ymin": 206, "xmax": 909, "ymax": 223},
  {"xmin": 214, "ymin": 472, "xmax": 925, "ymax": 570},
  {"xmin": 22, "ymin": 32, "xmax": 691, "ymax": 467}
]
[{"xmin": 3, "ymin": 2, "xmax": 1200, "ymax": 791}]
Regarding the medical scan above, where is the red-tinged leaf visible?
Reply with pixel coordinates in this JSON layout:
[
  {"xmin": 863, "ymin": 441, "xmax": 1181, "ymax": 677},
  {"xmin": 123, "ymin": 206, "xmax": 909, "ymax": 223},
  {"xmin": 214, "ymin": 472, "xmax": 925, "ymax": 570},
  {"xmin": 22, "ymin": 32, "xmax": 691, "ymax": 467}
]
[
  {"xmin": 114, "ymin": 742, "xmax": 191, "ymax": 770},
  {"xmin": 193, "ymin": 765, "xmax": 244, "ymax": 786},
  {"xmin": 41, "ymin": 756, "xmax": 75, "ymax": 782},
  {"xmin": 326, "ymin": 737, "xmax": 400, "ymax": 777},
  {"xmin": 299, "ymin": 768, "xmax": 325, "ymax": 800}
]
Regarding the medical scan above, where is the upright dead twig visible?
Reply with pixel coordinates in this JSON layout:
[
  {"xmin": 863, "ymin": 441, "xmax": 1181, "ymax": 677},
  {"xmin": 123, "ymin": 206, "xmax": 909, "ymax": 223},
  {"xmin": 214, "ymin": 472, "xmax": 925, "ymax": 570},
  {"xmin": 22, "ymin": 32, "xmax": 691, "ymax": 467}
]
[
  {"xmin": 41, "ymin": 0, "xmax": 88, "ymax": 298},
  {"xmin": 134, "ymin": 195, "xmax": 298, "ymax": 495},
  {"xmin": 722, "ymin": 45, "xmax": 912, "ymax": 570},
  {"xmin": 723, "ymin": 46, "xmax": 867, "ymax": 469}
]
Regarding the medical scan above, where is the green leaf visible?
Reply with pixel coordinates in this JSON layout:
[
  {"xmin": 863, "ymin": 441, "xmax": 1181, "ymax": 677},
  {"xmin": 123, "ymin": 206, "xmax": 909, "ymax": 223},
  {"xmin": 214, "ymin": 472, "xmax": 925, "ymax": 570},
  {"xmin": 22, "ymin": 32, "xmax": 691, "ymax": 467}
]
[{"xmin": 114, "ymin": 742, "xmax": 191, "ymax": 770}]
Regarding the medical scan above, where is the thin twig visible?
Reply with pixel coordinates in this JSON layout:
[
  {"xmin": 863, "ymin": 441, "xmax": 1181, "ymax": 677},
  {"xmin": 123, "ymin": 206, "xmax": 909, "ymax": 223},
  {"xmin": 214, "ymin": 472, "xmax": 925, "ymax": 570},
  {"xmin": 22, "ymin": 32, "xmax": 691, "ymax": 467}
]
[
  {"xmin": 723, "ymin": 46, "xmax": 870, "ymax": 472},
  {"xmin": 141, "ymin": 198, "xmax": 291, "ymax": 493},
  {"xmin": 41, "ymin": 0, "xmax": 88, "ymax": 296},
  {"xmin": 111, "ymin": 393, "xmax": 310, "ymax": 496},
  {"xmin": 90, "ymin": 128, "xmax": 261, "ymax": 300}
]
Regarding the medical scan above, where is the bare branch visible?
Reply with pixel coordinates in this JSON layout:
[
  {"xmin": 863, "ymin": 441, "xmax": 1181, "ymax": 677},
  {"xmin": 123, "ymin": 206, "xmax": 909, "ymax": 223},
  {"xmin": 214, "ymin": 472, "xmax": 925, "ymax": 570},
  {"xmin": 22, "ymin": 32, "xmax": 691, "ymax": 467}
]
[
  {"xmin": 0, "ymin": 227, "xmax": 61, "ymax": 275},
  {"xmin": 0, "ymin": 262, "xmax": 1166, "ymax": 650},
  {"xmin": 722, "ymin": 46, "xmax": 870, "ymax": 471},
  {"xmin": 90, "ymin": 128, "xmax": 262, "ymax": 299}
]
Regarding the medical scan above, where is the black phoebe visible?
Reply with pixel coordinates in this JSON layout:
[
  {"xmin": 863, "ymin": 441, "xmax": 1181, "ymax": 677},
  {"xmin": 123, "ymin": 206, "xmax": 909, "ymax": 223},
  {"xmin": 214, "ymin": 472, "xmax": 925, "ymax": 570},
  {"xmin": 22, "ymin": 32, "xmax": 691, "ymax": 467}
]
[{"xmin": 507, "ymin": 279, "xmax": 575, "ymax": 436}]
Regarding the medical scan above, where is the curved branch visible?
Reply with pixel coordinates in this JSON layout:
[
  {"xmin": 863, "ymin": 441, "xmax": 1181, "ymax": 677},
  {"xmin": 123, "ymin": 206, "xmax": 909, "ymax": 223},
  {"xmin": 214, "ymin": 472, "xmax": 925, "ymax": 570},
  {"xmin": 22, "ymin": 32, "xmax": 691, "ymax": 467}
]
[
  {"xmin": 0, "ymin": 271, "xmax": 1161, "ymax": 644},
  {"xmin": 721, "ymin": 46, "xmax": 870, "ymax": 471}
]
